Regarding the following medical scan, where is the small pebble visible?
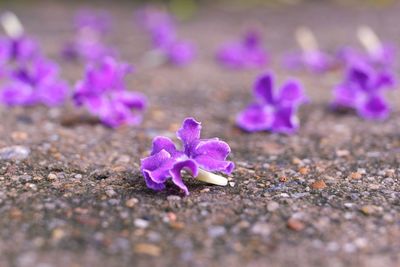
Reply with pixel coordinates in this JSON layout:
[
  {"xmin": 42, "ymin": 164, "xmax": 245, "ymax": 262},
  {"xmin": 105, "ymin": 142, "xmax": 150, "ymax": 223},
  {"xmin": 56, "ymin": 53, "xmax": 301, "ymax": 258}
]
[
  {"xmin": 310, "ymin": 180, "xmax": 326, "ymax": 190},
  {"xmin": 0, "ymin": 146, "xmax": 30, "ymax": 161},
  {"xmin": 134, "ymin": 218, "xmax": 149, "ymax": 229},
  {"xmin": 47, "ymin": 173, "xmax": 57, "ymax": 181},
  {"xmin": 287, "ymin": 218, "xmax": 305, "ymax": 231},
  {"xmin": 133, "ymin": 243, "xmax": 161, "ymax": 256},
  {"xmin": 125, "ymin": 198, "xmax": 139, "ymax": 208}
]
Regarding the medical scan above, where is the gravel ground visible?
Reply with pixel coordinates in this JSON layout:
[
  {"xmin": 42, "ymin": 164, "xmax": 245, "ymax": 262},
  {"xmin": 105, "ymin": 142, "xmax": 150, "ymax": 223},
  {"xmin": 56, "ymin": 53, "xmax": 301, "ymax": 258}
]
[{"xmin": 0, "ymin": 1, "xmax": 399, "ymax": 267}]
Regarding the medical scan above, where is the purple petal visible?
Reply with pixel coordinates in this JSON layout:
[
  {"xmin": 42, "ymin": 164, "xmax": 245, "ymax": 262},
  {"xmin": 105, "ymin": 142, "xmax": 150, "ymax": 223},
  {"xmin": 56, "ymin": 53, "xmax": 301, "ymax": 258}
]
[
  {"xmin": 36, "ymin": 81, "xmax": 69, "ymax": 106},
  {"xmin": 170, "ymin": 159, "xmax": 199, "ymax": 195},
  {"xmin": 253, "ymin": 73, "xmax": 274, "ymax": 104},
  {"xmin": 216, "ymin": 33, "xmax": 267, "ymax": 69},
  {"xmin": 236, "ymin": 103, "xmax": 273, "ymax": 132},
  {"xmin": 357, "ymin": 94, "xmax": 389, "ymax": 120},
  {"xmin": 141, "ymin": 149, "xmax": 176, "ymax": 190},
  {"xmin": 166, "ymin": 40, "xmax": 195, "ymax": 66},
  {"xmin": 331, "ymin": 84, "xmax": 360, "ymax": 109},
  {"xmin": 0, "ymin": 81, "xmax": 34, "ymax": 106},
  {"xmin": 177, "ymin": 117, "xmax": 201, "ymax": 155},
  {"xmin": 347, "ymin": 63, "xmax": 371, "ymax": 91},
  {"xmin": 302, "ymin": 50, "xmax": 333, "ymax": 73},
  {"xmin": 277, "ymin": 79, "xmax": 306, "ymax": 106},
  {"xmin": 271, "ymin": 106, "xmax": 299, "ymax": 134},
  {"xmin": 114, "ymin": 91, "xmax": 147, "ymax": 110},
  {"xmin": 151, "ymin": 136, "xmax": 181, "ymax": 157},
  {"xmin": 192, "ymin": 139, "xmax": 234, "ymax": 174}
]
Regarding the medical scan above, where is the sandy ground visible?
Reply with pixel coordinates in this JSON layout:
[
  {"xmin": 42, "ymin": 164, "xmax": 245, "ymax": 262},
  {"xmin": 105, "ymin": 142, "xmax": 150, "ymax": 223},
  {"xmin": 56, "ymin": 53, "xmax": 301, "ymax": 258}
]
[{"xmin": 0, "ymin": 1, "xmax": 399, "ymax": 266}]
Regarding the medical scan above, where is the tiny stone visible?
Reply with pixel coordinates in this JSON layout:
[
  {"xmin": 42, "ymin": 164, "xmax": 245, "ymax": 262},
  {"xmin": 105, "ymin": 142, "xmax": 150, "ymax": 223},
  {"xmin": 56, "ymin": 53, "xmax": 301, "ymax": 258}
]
[
  {"xmin": 350, "ymin": 172, "xmax": 362, "ymax": 179},
  {"xmin": 47, "ymin": 173, "xmax": 57, "ymax": 181},
  {"xmin": 267, "ymin": 201, "xmax": 279, "ymax": 212},
  {"xmin": 105, "ymin": 189, "xmax": 117, "ymax": 198},
  {"xmin": 298, "ymin": 167, "xmax": 309, "ymax": 175},
  {"xmin": 251, "ymin": 222, "xmax": 271, "ymax": 236},
  {"xmin": 310, "ymin": 180, "xmax": 326, "ymax": 190},
  {"xmin": 229, "ymin": 182, "xmax": 235, "ymax": 187},
  {"xmin": 133, "ymin": 243, "xmax": 161, "ymax": 256},
  {"xmin": 287, "ymin": 218, "xmax": 305, "ymax": 231},
  {"xmin": 134, "ymin": 218, "xmax": 149, "ymax": 229},
  {"xmin": 0, "ymin": 146, "xmax": 30, "ymax": 161},
  {"xmin": 125, "ymin": 198, "xmax": 139, "ymax": 208},
  {"xmin": 208, "ymin": 226, "xmax": 226, "ymax": 238},
  {"xmin": 336, "ymin": 150, "xmax": 350, "ymax": 157}
]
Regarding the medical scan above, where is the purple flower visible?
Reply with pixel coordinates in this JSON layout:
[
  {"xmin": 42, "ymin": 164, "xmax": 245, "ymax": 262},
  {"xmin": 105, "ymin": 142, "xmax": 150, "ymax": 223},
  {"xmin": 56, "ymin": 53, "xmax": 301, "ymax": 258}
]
[
  {"xmin": 136, "ymin": 7, "xmax": 195, "ymax": 66},
  {"xmin": 0, "ymin": 35, "xmax": 40, "ymax": 63},
  {"xmin": 338, "ymin": 44, "xmax": 395, "ymax": 68},
  {"xmin": 74, "ymin": 9, "xmax": 111, "ymax": 34},
  {"xmin": 62, "ymin": 31, "xmax": 115, "ymax": 62},
  {"xmin": 236, "ymin": 72, "xmax": 307, "ymax": 134},
  {"xmin": 283, "ymin": 50, "xmax": 335, "ymax": 73},
  {"xmin": 73, "ymin": 56, "xmax": 147, "ymax": 128},
  {"xmin": 216, "ymin": 31, "xmax": 268, "ymax": 69},
  {"xmin": 141, "ymin": 117, "xmax": 234, "ymax": 195},
  {"xmin": 331, "ymin": 61, "xmax": 395, "ymax": 120},
  {"xmin": 0, "ymin": 57, "xmax": 69, "ymax": 106},
  {"xmin": 63, "ymin": 10, "xmax": 114, "ymax": 62}
]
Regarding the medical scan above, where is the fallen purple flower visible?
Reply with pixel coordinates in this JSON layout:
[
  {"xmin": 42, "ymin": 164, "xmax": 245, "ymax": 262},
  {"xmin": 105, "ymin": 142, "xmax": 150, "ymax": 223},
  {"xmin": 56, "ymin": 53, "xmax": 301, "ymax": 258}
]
[
  {"xmin": 216, "ymin": 31, "xmax": 267, "ymax": 69},
  {"xmin": 0, "ymin": 57, "xmax": 69, "ymax": 106},
  {"xmin": 62, "ymin": 30, "xmax": 115, "ymax": 62},
  {"xmin": 141, "ymin": 117, "xmax": 234, "ymax": 195},
  {"xmin": 73, "ymin": 56, "xmax": 146, "ymax": 127},
  {"xmin": 0, "ymin": 35, "xmax": 40, "ymax": 63},
  {"xmin": 331, "ymin": 61, "xmax": 395, "ymax": 120},
  {"xmin": 236, "ymin": 72, "xmax": 307, "ymax": 134},
  {"xmin": 283, "ymin": 50, "xmax": 335, "ymax": 73},
  {"xmin": 283, "ymin": 27, "xmax": 335, "ymax": 73},
  {"xmin": 74, "ymin": 9, "xmax": 111, "ymax": 34},
  {"xmin": 136, "ymin": 7, "xmax": 195, "ymax": 66}
]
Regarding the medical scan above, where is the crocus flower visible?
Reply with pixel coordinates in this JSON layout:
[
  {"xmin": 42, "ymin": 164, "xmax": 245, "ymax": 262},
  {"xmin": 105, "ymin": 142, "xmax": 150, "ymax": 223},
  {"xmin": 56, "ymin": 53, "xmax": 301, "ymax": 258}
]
[
  {"xmin": 0, "ymin": 57, "xmax": 69, "ymax": 106},
  {"xmin": 236, "ymin": 72, "xmax": 307, "ymax": 134},
  {"xmin": 283, "ymin": 27, "xmax": 335, "ymax": 73},
  {"xmin": 141, "ymin": 117, "xmax": 234, "ymax": 195},
  {"xmin": 136, "ymin": 7, "xmax": 195, "ymax": 66},
  {"xmin": 331, "ymin": 61, "xmax": 395, "ymax": 120},
  {"xmin": 216, "ymin": 31, "xmax": 267, "ymax": 69},
  {"xmin": 73, "ymin": 56, "xmax": 147, "ymax": 128}
]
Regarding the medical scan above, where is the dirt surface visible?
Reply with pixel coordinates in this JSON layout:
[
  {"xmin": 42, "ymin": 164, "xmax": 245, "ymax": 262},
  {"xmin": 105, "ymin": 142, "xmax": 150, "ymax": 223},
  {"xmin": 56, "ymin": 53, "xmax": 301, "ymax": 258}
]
[{"xmin": 0, "ymin": 1, "xmax": 399, "ymax": 267}]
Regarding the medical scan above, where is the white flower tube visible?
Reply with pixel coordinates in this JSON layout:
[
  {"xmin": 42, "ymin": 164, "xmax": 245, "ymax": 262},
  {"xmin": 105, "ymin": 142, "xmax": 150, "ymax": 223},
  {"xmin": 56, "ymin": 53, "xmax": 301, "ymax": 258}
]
[
  {"xmin": 1, "ymin": 11, "xmax": 24, "ymax": 38},
  {"xmin": 195, "ymin": 169, "xmax": 228, "ymax": 186}
]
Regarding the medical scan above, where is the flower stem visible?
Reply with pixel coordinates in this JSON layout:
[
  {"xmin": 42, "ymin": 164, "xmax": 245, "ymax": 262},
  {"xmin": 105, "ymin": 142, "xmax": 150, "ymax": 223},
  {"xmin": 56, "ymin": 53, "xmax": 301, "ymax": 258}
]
[
  {"xmin": 296, "ymin": 26, "xmax": 319, "ymax": 53},
  {"xmin": 357, "ymin": 25, "xmax": 382, "ymax": 55},
  {"xmin": 1, "ymin": 11, "xmax": 24, "ymax": 38},
  {"xmin": 195, "ymin": 169, "xmax": 228, "ymax": 186}
]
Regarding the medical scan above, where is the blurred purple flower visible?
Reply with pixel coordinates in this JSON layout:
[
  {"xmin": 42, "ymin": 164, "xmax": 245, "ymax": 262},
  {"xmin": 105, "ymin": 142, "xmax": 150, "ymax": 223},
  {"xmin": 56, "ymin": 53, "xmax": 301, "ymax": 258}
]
[
  {"xmin": 141, "ymin": 117, "xmax": 234, "ymax": 195},
  {"xmin": 0, "ymin": 57, "xmax": 69, "ymax": 106},
  {"xmin": 73, "ymin": 56, "xmax": 147, "ymax": 128},
  {"xmin": 74, "ymin": 9, "xmax": 111, "ymax": 34},
  {"xmin": 283, "ymin": 50, "xmax": 335, "ymax": 73},
  {"xmin": 62, "ymin": 31, "xmax": 115, "ymax": 62},
  {"xmin": 216, "ymin": 31, "xmax": 268, "ymax": 69},
  {"xmin": 337, "ymin": 44, "xmax": 395, "ymax": 68},
  {"xmin": 331, "ymin": 61, "xmax": 395, "ymax": 120},
  {"xmin": 62, "ymin": 10, "xmax": 114, "ymax": 62},
  {"xmin": 0, "ymin": 35, "xmax": 40, "ymax": 63},
  {"xmin": 236, "ymin": 72, "xmax": 308, "ymax": 134},
  {"xmin": 136, "ymin": 7, "xmax": 195, "ymax": 66}
]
